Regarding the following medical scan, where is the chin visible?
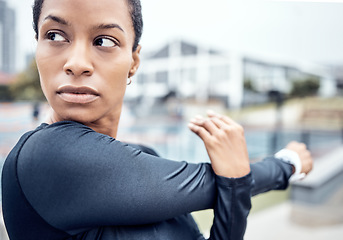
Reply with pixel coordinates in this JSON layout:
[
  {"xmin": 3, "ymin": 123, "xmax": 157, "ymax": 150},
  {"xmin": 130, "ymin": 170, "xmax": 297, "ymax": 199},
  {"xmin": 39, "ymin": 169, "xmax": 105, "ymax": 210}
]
[{"xmin": 56, "ymin": 107, "xmax": 103, "ymax": 124}]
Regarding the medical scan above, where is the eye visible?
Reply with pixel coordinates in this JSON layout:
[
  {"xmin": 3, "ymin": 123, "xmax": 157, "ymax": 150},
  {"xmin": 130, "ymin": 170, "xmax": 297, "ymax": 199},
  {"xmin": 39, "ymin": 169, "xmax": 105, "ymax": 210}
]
[
  {"xmin": 94, "ymin": 37, "xmax": 117, "ymax": 48},
  {"xmin": 46, "ymin": 31, "xmax": 67, "ymax": 42}
]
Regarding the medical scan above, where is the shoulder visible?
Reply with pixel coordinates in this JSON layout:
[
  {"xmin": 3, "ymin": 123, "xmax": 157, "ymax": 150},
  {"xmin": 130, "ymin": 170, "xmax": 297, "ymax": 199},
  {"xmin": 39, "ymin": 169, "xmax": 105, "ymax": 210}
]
[
  {"xmin": 126, "ymin": 143, "xmax": 160, "ymax": 157},
  {"xmin": 20, "ymin": 121, "xmax": 111, "ymax": 155},
  {"xmin": 17, "ymin": 121, "xmax": 159, "ymax": 175},
  {"xmin": 16, "ymin": 121, "xmax": 108, "ymax": 178}
]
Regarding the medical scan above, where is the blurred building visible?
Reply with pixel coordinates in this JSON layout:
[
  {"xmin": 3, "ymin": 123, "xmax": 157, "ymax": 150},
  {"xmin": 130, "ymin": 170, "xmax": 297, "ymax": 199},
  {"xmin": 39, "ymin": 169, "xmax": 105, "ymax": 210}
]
[
  {"xmin": 0, "ymin": 0, "xmax": 16, "ymax": 73},
  {"xmin": 242, "ymin": 57, "xmax": 336, "ymax": 104},
  {"xmin": 127, "ymin": 40, "xmax": 241, "ymax": 108},
  {"xmin": 126, "ymin": 39, "xmax": 336, "ymax": 109}
]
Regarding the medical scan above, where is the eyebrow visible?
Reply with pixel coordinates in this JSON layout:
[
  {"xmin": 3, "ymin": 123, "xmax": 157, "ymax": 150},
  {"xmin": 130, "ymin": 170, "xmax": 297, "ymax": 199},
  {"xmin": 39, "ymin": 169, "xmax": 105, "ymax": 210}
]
[
  {"xmin": 44, "ymin": 15, "xmax": 70, "ymax": 26},
  {"xmin": 93, "ymin": 23, "xmax": 125, "ymax": 33},
  {"xmin": 43, "ymin": 15, "xmax": 124, "ymax": 33}
]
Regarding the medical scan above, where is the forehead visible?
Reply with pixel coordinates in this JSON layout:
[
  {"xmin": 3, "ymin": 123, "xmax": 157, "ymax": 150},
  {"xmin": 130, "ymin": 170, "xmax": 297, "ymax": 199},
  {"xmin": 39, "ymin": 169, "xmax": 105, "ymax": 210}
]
[{"xmin": 39, "ymin": 0, "xmax": 132, "ymax": 30}]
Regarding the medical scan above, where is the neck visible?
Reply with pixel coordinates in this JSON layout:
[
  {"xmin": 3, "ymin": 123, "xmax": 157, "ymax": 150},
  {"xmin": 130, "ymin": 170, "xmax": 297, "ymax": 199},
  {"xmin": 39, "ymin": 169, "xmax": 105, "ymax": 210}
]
[
  {"xmin": 84, "ymin": 118, "xmax": 120, "ymax": 138},
  {"xmin": 46, "ymin": 108, "xmax": 121, "ymax": 139}
]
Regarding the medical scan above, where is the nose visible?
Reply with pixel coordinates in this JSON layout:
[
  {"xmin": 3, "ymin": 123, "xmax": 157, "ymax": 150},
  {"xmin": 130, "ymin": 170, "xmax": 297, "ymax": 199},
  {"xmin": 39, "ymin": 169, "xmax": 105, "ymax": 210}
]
[{"xmin": 63, "ymin": 41, "xmax": 94, "ymax": 77}]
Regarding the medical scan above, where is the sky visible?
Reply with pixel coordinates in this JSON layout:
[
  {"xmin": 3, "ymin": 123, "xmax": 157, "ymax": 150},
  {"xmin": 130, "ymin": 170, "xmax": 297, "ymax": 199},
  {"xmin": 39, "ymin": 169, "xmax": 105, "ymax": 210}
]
[{"xmin": 6, "ymin": 0, "xmax": 343, "ymax": 72}]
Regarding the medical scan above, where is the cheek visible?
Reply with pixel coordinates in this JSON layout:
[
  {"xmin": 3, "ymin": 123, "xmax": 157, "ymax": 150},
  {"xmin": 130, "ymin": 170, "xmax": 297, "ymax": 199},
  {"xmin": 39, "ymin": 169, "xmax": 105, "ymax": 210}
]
[
  {"xmin": 36, "ymin": 42, "xmax": 65, "ymax": 72},
  {"xmin": 36, "ymin": 45, "xmax": 52, "ymax": 78},
  {"xmin": 103, "ymin": 70, "xmax": 127, "ymax": 100},
  {"xmin": 35, "ymin": 55, "xmax": 48, "ymax": 97},
  {"xmin": 100, "ymin": 59, "xmax": 132, "ymax": 92},
  {"xmin": 36, "ymin": 59, "xmax": 51, "ymax": 96},
  {"xmin": 35, "ymin": 49, "xmax": 61, "ymax": 101}
]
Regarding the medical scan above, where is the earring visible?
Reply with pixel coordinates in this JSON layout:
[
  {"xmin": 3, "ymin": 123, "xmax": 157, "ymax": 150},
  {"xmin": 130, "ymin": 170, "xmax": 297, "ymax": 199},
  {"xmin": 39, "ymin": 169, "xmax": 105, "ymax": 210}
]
[{"xmin": 127, "ymin": 77, "xmax": 132, "ymax": 85}]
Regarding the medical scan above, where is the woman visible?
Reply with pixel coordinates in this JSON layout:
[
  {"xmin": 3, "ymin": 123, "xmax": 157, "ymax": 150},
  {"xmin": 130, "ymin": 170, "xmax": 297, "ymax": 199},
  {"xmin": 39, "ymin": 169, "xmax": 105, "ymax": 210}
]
[{"xmin": 1, "ymin": 0, "xmax": 312, "ymax": 239}]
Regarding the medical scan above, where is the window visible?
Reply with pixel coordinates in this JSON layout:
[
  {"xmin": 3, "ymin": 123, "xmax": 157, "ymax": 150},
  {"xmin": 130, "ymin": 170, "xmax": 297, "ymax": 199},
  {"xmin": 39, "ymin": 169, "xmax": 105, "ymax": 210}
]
[
  {"xmin": 210, "ymin": 65, "xmax": 230, "ymax": 82},
  {"xmin": 156, "ymin": 71, "xmax": 168, "ymax": 84}
]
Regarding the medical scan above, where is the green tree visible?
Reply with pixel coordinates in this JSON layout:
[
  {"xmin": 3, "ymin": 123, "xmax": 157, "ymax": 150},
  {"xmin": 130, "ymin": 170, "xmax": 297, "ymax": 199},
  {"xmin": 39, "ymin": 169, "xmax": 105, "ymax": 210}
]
[
  {"xmin": 244, "ymin": 77, "xmax": 256, "ymax": 92},
  {"xmin": 290, "ymin": 75, "xmax": 320, "ymax": 97},
  {"xmin": 10, "ymin": 60, "xmax": 45, "ymax": 101},
  {"xmin": 0, "ymin": 85, "xmax": 13, "ymax": 101}
]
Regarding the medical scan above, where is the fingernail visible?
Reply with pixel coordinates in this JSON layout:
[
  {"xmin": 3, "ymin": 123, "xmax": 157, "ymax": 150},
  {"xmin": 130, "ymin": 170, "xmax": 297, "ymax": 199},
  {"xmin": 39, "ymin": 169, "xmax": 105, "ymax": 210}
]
[
  {"xmin": 207, "ymin": 109, "xmax": 215, "ymax": 115},
  {"xmin": 190, "ymin": 118, "xmax": 197, "ymax": 123},
  {"xmin": 207, "ymin": 109, "xmax": 218, "ymax": 117}
]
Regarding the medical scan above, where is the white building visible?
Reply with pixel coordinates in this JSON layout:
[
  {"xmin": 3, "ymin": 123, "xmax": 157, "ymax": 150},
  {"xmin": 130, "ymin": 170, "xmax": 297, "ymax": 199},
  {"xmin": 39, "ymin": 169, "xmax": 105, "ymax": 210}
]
[{"xmin": 126, "ymin": 39, "xmax": 336, "ymax": 109}]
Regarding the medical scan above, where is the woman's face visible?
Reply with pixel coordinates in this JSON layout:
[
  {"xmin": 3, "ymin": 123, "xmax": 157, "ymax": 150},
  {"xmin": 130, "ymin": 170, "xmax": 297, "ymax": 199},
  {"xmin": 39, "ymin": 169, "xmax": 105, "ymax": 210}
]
[{"xmin": 36, "ymin": 0, "xmax": 140, "ymax": 129}]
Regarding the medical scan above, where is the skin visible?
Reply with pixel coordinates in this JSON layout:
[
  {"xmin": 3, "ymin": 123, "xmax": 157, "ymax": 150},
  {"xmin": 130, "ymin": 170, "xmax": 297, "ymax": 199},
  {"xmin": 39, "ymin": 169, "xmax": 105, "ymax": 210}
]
[
  {"xmin": 189, "ymin": 112, "xmax": 313, "ymax": 177},
  {"xmin": 286, "ymin": 141, "xmax": 313, "ymax": 174},
  {"xmin": 189, "ymin": 111, "xmax": 251, "ymax": 178},
  {"xmin": 35, "ymin": 0, "xmax": 312, "ymax": 178},
  {"xmin": 36, "ymin": 0, "xmax": 140, "ymax": 138}
]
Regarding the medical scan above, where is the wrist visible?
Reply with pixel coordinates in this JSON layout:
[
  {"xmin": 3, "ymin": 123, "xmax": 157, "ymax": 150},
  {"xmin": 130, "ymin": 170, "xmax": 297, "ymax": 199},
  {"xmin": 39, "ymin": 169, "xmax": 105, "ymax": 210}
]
[
  {"xmin": 275, "ymin": 149, "xmax": 306, "ymax": 182},
  {"xmin": 213, "ymin": 162, "xmax": 251, "ymax": 179}
]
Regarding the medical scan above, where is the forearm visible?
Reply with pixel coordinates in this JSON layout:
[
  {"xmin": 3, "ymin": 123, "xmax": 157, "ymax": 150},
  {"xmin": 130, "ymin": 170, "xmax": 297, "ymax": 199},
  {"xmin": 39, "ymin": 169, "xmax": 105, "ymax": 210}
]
[
  {"xmin": 250, "ymin": 157, "xmax": 293, "ymax": 196},
  {"xmin": 209, "ymin": 173, "xmax": 253, "ymax": 240},
  {"xmin": 207, "ymin": 157, "xmax": 292, "ymax": 239}
]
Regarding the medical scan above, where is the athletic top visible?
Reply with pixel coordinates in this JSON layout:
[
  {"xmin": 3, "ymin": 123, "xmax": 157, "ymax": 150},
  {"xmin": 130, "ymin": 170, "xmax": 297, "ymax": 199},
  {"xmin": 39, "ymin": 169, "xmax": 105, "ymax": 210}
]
[{"xmin": 2, "ymin": 121, "xmax": 292, "ymax": 240}]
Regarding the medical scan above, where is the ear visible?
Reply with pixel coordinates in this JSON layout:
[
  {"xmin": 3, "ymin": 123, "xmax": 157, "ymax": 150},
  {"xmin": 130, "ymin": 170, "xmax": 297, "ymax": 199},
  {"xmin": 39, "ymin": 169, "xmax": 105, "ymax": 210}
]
[{"xmin": 128, "ymin": 45, "xmax": 141, "ymax": 78}]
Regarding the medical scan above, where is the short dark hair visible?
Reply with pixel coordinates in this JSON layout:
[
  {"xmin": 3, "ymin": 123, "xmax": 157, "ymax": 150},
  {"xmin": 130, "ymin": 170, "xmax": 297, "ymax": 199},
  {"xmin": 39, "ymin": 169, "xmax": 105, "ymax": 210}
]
[{"xmin": 32, "ymin": 0, "xmax": 143, "ymax": 51}]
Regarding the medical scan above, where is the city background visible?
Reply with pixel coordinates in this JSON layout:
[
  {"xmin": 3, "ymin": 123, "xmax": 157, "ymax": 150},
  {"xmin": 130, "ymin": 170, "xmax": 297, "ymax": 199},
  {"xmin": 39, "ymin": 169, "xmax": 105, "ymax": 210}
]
[{"xmin": 1, "ymin": 0, "xmax": 343, "ymax": 239}]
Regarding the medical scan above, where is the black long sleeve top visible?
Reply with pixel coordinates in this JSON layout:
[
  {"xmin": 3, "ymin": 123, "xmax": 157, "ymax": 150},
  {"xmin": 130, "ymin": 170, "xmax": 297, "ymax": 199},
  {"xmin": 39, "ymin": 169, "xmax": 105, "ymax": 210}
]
[{"xmin": 1, "ymin": 121, "xmax": 292, "ymax": 240}]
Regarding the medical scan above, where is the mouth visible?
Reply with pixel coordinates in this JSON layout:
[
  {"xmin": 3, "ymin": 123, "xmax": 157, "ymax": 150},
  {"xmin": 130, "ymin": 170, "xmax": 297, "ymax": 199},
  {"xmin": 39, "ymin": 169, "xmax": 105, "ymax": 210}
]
[{"xmin": 56, "ymin": 85, "xmax": 100, "ymax": 104}]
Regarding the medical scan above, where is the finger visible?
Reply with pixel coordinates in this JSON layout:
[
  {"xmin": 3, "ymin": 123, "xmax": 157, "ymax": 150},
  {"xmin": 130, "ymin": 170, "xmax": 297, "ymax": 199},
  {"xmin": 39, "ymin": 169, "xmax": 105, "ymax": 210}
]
[
  {"xmin": 188, "ymin": 123, "xmax": 212, "ymax": 141},
  {"xmin": 293, "ymin": 141, "xmax": 307, "ymax": 149},
  {"xmin": 207, "ymin": 109, "xmax": 219, "ymax": 118},
  {"xmin": 190, "ymin": 115, "xmax": 205, "ymax": 124},
  {"xmin": 300, "ymin": 142, "xmax": 307, "ymax": 150},
  {"xmin": 210, "ymin": 116, "xmax": 226, "ymax": 130},
  {"xmin": 190, "ymin": 117, "xmax": 219, "ymax": 136},
  {"xmin": 219, "ymin": 115, "xmax": 238, "ymax": 126},
  {"xmin": 207, "ymin": 110, "xmax": 238, "ymax": 126}
]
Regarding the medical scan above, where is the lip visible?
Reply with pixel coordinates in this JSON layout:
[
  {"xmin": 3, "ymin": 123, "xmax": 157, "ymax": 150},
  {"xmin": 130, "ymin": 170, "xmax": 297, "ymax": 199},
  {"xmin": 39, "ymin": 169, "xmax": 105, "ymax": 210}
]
[{"xmin": 56, "ymin": 85, "xmax": 100, "ymax": 104}]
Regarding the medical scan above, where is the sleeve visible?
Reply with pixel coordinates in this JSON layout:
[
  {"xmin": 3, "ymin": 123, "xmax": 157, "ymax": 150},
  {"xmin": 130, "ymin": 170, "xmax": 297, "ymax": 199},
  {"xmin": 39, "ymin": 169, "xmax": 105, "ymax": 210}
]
[
  {"xmin": 205, "ymin": 158, "xmax": 292, "ymax": 240},
  {"xmin": 17, "ymin": 121, "xmax": 252, "ymax": 238},
  {"xmin": 250, "ymin": 157, "xmax": 293, "ymax": 196},
  {"xmin": 130, "ymin": 146, "xmax": 292, "ymax": 240},
  {"xmin": 208, "ymin": 174, "xmax": 252, "ymax": 240},
  {"xmin": 131, "ymin": 144, "xmax": 253, "ymax": 240}
]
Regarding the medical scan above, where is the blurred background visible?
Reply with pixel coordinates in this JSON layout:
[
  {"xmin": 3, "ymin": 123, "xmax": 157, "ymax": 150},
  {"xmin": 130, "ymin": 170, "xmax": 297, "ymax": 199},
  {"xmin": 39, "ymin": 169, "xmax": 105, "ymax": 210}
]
[{"xmin": 1, "ymin": 0, "xmax": 343, "ymax": 239}]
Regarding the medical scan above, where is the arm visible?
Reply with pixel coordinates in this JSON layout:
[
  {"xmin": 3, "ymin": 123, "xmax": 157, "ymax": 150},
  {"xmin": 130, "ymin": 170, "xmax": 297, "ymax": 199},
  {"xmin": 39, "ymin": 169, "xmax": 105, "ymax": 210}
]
[
  {"xmin": 250, "ymin": 157, "xmax": 293, "ymax": 195},
  {"xmin": 188, "ymin": 111, "xmax": 313, "ymax": 240},
  {"xmin": 17, "ymin": 121, "xmax": 252, "ymax": 238},
  {"xmin": 131, "ymin": 143, "xmax": 252, "ymax": 240},
  {"xmin": 189, "ymin": 112, "xmax": 252, "ymax": 239},
  {"xmin": 208, "ymin": 174, "xmax": 252, "ymax": 240},
  {"xmin": 251, "ymin": 141, "xmax": 313, "ymax": 195}
]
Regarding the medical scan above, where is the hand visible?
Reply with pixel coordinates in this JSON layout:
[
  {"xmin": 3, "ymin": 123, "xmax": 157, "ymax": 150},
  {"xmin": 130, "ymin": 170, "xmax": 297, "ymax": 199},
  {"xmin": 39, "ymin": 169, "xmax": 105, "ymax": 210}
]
[
  {"xmin": 285, "ymin": 141, "xmax": 313, "ymax": 175},
  {"xmin": 188, "ymin": 110, "xmax": 250, "ymax": 178}
]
